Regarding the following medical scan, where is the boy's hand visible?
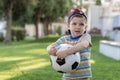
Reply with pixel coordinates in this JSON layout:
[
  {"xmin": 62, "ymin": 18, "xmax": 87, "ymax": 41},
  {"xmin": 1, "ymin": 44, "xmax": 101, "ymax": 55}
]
[
  {"xmin": 47, "ymin": 43, "xmax": 57, "ymax": 56},
  {"xmin": 56, "ymin": 50, "xmax": 68, "ymax": 59}
]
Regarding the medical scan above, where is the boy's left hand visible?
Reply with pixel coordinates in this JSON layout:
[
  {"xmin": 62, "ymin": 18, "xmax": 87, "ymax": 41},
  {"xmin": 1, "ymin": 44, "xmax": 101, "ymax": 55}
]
[{"xmin": 56, "ymin": 50, "xmax": 68, "ymax": 59}]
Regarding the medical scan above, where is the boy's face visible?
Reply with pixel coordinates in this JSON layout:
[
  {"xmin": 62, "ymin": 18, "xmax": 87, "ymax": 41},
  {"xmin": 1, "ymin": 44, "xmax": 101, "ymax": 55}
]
[{"xmin": 67, "ymin": 16, "xmax": 87, "ymax": 37}]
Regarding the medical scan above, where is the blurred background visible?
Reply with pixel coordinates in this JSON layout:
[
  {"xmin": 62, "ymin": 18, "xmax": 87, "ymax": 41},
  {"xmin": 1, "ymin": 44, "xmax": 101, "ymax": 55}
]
[
  {"xmin": 0, "ymin": 0, "xmax": 120, "ymax": 80},
  {"xmin": 0, "ymin": 0, "xmax": 120, "ymax": 43}
]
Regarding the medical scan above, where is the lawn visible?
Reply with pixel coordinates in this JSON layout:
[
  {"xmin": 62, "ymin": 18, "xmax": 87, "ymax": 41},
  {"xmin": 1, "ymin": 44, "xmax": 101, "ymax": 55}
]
[{"xmin": 0, "ymin": 36, "xmax": 120, "ymax": 80}]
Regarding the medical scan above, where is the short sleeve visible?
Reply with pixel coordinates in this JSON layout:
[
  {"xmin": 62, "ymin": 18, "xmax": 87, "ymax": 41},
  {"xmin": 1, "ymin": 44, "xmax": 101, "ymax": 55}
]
[
  {"xmin": 79, "ymin": 33, "xmax": 92, "ymax": 47},
  {"xmin": 55, "ymin": 36, "xmax": 66, "ymax": 46}
]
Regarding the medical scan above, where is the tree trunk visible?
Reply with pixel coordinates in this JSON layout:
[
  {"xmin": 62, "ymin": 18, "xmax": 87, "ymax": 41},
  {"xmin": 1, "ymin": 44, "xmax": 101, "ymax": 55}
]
[
  {"xmin": 43, "ymin": 21, "xmax": 49, "ymax": 36},
  {"xmin": 35, "ymin": 21, "xmax": 39, "ymax": 40},
  {"xmin": 5, "ymin": 0, "xmax": 14, "ymax": 45}
]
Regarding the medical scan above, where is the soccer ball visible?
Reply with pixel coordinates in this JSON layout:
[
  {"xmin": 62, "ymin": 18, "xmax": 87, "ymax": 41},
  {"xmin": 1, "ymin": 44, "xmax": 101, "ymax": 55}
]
[{"xmin": 50, "ymin": 44, "xmax": 80, "ymax": 73}]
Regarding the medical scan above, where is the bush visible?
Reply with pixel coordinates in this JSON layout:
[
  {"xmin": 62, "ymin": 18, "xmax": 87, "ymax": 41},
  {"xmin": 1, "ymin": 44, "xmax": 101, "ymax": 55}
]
[
  {"xmin": 0, "ymin": 32, "xmax": 4, "ymax": 41},
  {"xmin": 12, "ymin": 27, "xmax": 25, "ymax": 41},
  {"xmin": 56, "ymin": 26, "xmax": 61, "ymax": 35}
]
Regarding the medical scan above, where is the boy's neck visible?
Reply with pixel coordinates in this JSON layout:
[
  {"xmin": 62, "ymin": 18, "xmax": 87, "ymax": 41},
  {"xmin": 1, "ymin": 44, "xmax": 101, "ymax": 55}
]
[{"xmin": 70, "ymin": 35, "xmax": 82, "ymax": 40}]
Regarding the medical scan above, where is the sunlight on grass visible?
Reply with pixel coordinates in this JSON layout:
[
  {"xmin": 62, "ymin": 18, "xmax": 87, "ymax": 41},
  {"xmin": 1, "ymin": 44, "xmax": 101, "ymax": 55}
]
[
  {"xmin": 0, "ymin": 47, "xmax": 50, "ymax": 80},
  {"xmin": 0, "ymin": 75, "xmax": 12, "ymax": 80},
  {"xmin": 0, "ymin": 59, "xmax": 50, "ymax": 80},
  {"xmin": 90, "ymin": 59, "xmax": 95, "ymax": 64},
  {"xmin": 0, "ymin": 71, "xmax": 21, "ymax": 80},
  {"xmin": 16, "ymin": 61, "xmax": 50, "ymax": 71},
  {"xmin": 19, "ymin": 59, "xmax": 47, "ymax": 65},
  {"xmin": 16, "ymin": 59, "xmax": 50, "ymax": 71},
  {"xmin": 0, "ymin": 57, "xmax": 30, "ymax": 62},
  {"xmin": 25, "ymin": 49, "xmax": 46, "ymax": 54},
  {"xmin": 1, "ymin": 36, "xmax": 119, "ymax": 80}
]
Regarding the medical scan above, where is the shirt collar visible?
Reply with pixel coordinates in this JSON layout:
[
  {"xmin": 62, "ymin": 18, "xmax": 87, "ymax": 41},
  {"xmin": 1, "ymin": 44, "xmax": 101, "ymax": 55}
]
[{"xmin": 69, "ymin": 35, "xmax": 82, "ymax": 41}]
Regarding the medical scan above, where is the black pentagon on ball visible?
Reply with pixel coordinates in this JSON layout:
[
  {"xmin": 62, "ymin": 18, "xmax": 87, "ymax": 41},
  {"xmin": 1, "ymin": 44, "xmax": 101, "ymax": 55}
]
[
  {"xmin": 72, "ymin": 61, "xmax": 79, "ymax": 70},
  {"xmin": 56, "ymin": 58, "xmax": 65, "ymax": 66}
]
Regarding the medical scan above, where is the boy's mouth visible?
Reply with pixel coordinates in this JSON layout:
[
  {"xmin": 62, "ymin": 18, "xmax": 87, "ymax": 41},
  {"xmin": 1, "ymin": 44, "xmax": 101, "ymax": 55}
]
[{"xmin": 75, "ymin": 31, "xmax": 80, "ymax": 33}]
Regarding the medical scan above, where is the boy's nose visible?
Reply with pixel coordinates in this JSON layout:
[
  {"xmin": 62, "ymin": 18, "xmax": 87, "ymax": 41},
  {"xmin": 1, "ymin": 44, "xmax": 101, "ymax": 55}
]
[{"xmin": 76, "ymin": 25, "xmax": 80, "ymax": 28}]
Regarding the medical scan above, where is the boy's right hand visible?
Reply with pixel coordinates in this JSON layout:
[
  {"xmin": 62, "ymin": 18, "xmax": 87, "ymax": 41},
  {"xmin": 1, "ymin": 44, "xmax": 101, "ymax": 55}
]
[{"xmin": 46, "ymin": 43, "xmax": 57, "ymax": 56}]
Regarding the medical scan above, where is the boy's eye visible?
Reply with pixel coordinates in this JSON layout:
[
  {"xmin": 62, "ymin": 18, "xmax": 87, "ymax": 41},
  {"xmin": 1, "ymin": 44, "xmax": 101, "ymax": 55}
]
[
  {"xmin": 79, "ymin": 23, "xmax": 84, "ymax": 26},
  {"xmin": 72, "ymin": 23, "xmax": 77, "ymax": 25}
]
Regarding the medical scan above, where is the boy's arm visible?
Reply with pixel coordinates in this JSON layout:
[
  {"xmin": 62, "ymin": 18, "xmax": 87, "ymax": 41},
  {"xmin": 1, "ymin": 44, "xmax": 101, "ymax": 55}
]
[
  {"xmin": 66, "ymin": 39, "xmax": 90, "ymax": 54},
  {"xmin": 46, "ymin": 43, "xmax": 57, "ymax": 56},
  {"xmin": 56, "ymin": 34, "xmax": 92, "ymax": 59},
  {"xmin": 56, "ymin": 40, "xmax": 90, "ymax": 59},
  {"xmin": 46, "ymin": 36, "xmax": 66, "ymax": 56}
]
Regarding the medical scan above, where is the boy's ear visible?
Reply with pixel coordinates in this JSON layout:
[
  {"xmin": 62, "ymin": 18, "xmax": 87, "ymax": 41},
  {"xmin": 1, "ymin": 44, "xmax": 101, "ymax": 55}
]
[
  {"xmin": 67, "ymin": 23, "xmax": 70, "ymax": 29},
  {"xmin": 85, "ymin": 24, "xmax": 88, "ymax": 30},
  {"xmin": 84, "ymin": 24, "xmax": 88, "ymax": 34}
]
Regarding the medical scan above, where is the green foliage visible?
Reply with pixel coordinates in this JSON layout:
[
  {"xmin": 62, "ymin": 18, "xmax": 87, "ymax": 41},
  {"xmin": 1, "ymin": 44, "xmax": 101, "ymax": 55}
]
[
  {"xmin": 33, "ymin": 0, "xmax": 73, "ymax": 23},
  {"xmin": 0, "ymin": 0, "xmax": 38, "ymax": 25},
  {"xmin": 12, "ymin": 0, "xmax": 38, "ymax": 26},
  {"xmin": 56, "ymin": 26, "xmax": 61, "ymax": 35},
  {"xmin": 0, "ymin": 1, "xmax": 4, "ymax": 18},
  {"xmin": 0, "ymin": 34, "xmax": 4, "ymax": 41},
  {"xmin": 11, "ymin": 27, "xmax": 25, "ymax": 41},
  {"xmin": 96, "ymin": 0, "xmax": 101, "ymax": 5},
  {"xmin": 32, "ymin": 0, "xmax": 73, "ymax": 35}
]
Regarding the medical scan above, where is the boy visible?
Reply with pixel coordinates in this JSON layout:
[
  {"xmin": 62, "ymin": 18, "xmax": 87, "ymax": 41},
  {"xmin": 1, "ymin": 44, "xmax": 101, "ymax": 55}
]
[{"xmin": 47, "ymin": 8, "xmax": 92, "ymax": 80}]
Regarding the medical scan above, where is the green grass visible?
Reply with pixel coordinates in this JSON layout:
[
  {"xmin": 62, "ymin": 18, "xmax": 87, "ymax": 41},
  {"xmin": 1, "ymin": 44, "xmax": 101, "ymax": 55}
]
[
  {"xmin": 0, "ymin": 36, "xmax": 120, "ymax": 80},
  {"xmin": 91, "ymin": 37, "xmax": 120, "ymax": 80}
]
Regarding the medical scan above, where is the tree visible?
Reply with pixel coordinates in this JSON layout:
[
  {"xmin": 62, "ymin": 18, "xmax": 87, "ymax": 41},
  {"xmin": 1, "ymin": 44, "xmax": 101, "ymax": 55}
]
[
  {"xmin": 33, "ymin": 0, "xmax": 73, "ymax": 36},
  {"xmin": 0, "ymin": 0, "xmax": 37, "ymax": 44},
  {"xmin": 12, "ymin": 0, "xmax": 39, "ymax": 39},
  {"xmin": 32, "ymin": 7, "xmax": 40, "ymax": 39},
  {"xmin": 4, "ymin": 0, "xmax": 14, "ymax": 45},
  {"xmin": 12, "ymin": 0, "xmax": 38, "ymax": 26},
  {"xmin": 0, "ymin": 1, "xmax": 4, "ymax": 19}
]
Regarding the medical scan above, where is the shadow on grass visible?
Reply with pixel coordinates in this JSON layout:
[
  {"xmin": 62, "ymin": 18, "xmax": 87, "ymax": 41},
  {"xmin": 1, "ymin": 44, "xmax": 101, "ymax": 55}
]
[
  {"xmin": 0, "ymin": 52, "xmax": 49, "ymax": 72},
  {"xmin": 0, "ymin": 36, "xmax": 62, "ymax": 80},
  {"xmin": 7, "ymin": 65, "xmax": 62, "ymax": 80},
  {"xmin": 1, "ymin": 36, "xmax": 120, "ymax": 80}
]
